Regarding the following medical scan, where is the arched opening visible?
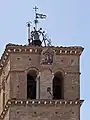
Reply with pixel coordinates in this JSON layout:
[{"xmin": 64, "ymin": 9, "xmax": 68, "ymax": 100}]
[
  {"xmin": 27, "ymin": 70, "xmax": 37, "ymax": 99},
  {"xmin": 53, "ymin": 72, "xmax": 64, "ymax": 99}
]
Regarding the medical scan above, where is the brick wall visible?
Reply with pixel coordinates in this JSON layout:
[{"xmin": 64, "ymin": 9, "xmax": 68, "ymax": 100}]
[
  {"xmin": 8, "ymin": 49, "xmax": 80, "ymax": 100},
  {"xmin": 0, "ymin": 46, "xmax": 83, "ymax": 120},
  {"xmin": 9, "ymin": 105, "xmax": 80, "ymax": 120}
]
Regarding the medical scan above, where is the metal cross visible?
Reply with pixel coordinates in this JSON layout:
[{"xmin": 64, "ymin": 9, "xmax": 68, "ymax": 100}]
[
  {"xmin": 33, "ymin": 6, "xmax": 38, "ymax": 30},
  {"xmin": 33, "ymin": 6, "xmax": 38, "ymax": 13}
]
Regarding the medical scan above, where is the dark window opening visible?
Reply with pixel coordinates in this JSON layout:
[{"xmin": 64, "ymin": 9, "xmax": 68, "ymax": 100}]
[
  {"xmin": 53, "ymin": 72, "xmax": 64, "ymax": 100},
  {"xmin": 27, "ymin": 71, "xmax": 37, "ymax": 99}
]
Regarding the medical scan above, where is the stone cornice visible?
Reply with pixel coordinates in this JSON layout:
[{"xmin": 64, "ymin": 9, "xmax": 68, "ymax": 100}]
[
  {"xmin": 0, "ymin": 99, "xmax": 84, "ymax": 120},
  {"xmin": 0, "ymin": 43, "xmax": 84, "ymax": 74}
]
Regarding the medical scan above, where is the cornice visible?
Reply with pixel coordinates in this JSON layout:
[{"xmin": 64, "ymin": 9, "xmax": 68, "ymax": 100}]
[
  {"xmin": 0, "ymin": 99, "xmax": 84, "ymax": 120},
  {"xmin": 0, "ymin": 43, "xmax": 84, "ymax": 74}
]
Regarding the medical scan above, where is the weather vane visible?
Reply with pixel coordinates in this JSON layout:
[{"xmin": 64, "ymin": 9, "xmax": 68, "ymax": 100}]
[{"xmin": 26, "ymin": 6, "xmax": 51, "ymax": 47}]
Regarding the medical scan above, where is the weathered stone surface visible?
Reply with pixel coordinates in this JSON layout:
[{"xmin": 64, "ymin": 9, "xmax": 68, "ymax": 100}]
[
  {"xmin": 9, "ymin": 105, "xmax": 79, "ymax": 120},
  {"xmin": 0, "ymin": 46, "xmax": 84, "ymax": 120}
]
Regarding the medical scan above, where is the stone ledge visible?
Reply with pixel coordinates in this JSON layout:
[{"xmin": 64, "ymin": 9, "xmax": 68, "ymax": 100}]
[
  {"xmin": 8, "ymin": 99, "xmax": 82, "ymax": 105},
  {"xmin": 0, "ymin": 99, "xmax": 84, "ymax": 120}
]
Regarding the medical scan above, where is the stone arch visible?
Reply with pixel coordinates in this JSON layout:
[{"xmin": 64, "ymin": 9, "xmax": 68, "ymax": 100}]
[
  {"xmin": 26, "ymin": 66, "xmax": 39, "ymax": 75},
  {"xmin": 52, "ymin": 68, "xmax": 65, "ymax": 77},
  {"xmin": 53, "ymin": 71, "xmax": 64, "ymax": 99},
  {"xmin": 27, "ymin": 69, "xmax": 38, "ymax": 99}
]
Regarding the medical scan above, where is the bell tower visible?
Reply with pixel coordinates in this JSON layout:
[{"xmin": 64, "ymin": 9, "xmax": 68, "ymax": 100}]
[{"xmin": 0, "ymin": 7, "xmax": 84, "ymax": 120}]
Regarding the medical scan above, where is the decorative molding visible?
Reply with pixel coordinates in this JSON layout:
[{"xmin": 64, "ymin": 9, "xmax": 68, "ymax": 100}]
[
  {"xmin": 25, "ymin": 66, "xmax": 39, "ymax": 75},
  {"xmin": 0, "ymin": 44, "xmax": 84, "ymax": 75},
  {"xmin": 52, "ymin": 68, "xmax": 65, "ymax": 77},
  {"xmin": 0, "ymin": 99, "xmax": 84, "ymax": 120}
]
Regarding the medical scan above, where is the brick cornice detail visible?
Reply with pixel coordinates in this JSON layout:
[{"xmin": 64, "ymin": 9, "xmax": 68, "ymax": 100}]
[
  {"xmin": 0, "ymin": 44, "xmax": 84, "ymax": 74},
  {"xmin": 0, "ymin": 99, "xmax": 84, "ymax": 120}
]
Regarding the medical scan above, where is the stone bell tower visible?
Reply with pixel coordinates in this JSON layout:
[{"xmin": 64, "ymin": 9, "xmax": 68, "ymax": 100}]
[{"xmin": 0, "ymin": 7, "xmax": 84, "ymax": 120}]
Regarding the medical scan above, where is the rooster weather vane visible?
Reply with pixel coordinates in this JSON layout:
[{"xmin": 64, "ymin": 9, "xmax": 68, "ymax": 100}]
[{"xmin": 27, "ymin": 6, "xmax": 51, "ymax": 46}]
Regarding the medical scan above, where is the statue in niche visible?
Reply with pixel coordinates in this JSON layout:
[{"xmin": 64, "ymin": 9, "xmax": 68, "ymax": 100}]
[{"xmin": 44, "ymin": 53, "xmax": 53, "ymax": 64}]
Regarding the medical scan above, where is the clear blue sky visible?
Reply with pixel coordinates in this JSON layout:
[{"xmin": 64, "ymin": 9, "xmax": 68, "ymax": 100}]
[{"xmin": 0, "ymin": 0, "xmax": 89, "ymax": 119}]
